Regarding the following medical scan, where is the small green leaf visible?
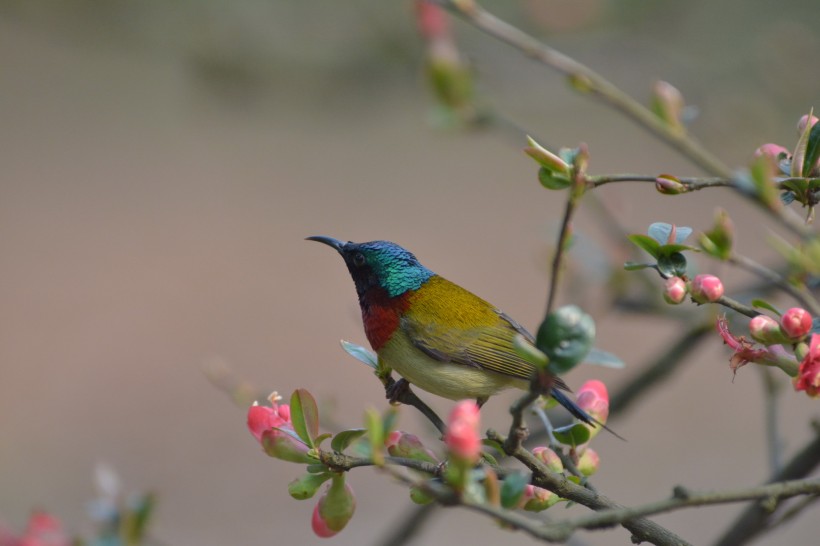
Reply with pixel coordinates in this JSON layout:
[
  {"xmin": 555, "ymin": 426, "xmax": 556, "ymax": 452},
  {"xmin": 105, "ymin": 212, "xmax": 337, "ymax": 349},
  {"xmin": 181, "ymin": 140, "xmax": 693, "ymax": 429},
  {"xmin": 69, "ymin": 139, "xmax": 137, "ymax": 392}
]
[
  {"xmin": 481, "ymin": 438, "xmax": 504, "ymax": 452},
  {"xmin": 553, "ymin": 423, "xmax": 591, "ymax": 446},
  {"xmin": 306, "ymin": 464, "xmax": 328, "ymax": 474},
  {"xmin": 500, "ymin": 472, "xmax": 529, "ymax": 509},
  {"xmin": 656, "ymin": 252, "xmax": 688, "ymax": 277},
  {"xmin": 331, "ymin": 429, "xmax": 367, "ymax": 452},
  {"xmin": 365, "ymin": 408, "xmax": 385, "ymax": 466},
  {"xmin": 290, "ymin": 389, "xmax": 320, "ymax": 447},
  {"xmin": 314, "ymin": 433, "xmax": 332, "ymax": 447},
  {"xmin": 538, "ymin": 167, "xmax": 572, "ymax": 190},
  {"xmin": 584, "ymin": 348, "xmax": 625, "ymax": 369},
  {"xmin": 751, "ymin": 299, "xmax": 782, "ymax": 316},
  {"xmin": 793, "ymin": 109, "xmax": 813, "ymax": 177},
  {"xmin": 623, "ymin": 261, "xmax": 653, "ymax": 271},
  {"xmin": 480, "ymin": 451, "xmax": 499, "ymax": 466},
  {"xmin": 627, "ymin": 234, "xmax": 661, "ymax": 258},
  {"xmin": 647, "ymin": 222, "xmax": 680, "ymax": 244},
  {"xmin": 804, "ymin": 119, "xmax": 820, "ymax": 177},
  {"xmin": 382, "ymin": 407, "xmax": 399, "ymax": 438},
  {"xmin": 340, "ymin": 340, "xmax": 378, "ymax": 369},
  {"xmin": 288, "ymin": 473, "xmax": 332, "ymax": 500}
]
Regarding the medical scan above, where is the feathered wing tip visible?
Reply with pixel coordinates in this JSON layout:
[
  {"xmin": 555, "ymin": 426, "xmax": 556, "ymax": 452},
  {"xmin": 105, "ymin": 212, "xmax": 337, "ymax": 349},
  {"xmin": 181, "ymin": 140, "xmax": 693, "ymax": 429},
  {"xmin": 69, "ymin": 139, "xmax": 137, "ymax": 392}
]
[{"xmin": 550, "ymin": 389, "xmax": 625, "ymax": 441}]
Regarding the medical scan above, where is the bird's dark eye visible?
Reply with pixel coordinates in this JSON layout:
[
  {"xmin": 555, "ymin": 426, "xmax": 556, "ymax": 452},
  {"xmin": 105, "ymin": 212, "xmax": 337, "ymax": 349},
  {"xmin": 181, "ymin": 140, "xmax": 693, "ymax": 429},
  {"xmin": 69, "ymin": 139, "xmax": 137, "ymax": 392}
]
[{"xmin": 352, "ymin": 252, "xmax": 366, "ymax": 267}]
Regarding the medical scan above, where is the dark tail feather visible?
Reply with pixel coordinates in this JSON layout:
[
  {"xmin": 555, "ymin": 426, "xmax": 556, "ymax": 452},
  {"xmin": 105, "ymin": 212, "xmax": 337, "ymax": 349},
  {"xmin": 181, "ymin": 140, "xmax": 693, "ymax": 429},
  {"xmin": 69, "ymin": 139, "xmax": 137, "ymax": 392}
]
[{"xmin": 550, "ymin": 389, "xmax": 625, "ymax": 441}]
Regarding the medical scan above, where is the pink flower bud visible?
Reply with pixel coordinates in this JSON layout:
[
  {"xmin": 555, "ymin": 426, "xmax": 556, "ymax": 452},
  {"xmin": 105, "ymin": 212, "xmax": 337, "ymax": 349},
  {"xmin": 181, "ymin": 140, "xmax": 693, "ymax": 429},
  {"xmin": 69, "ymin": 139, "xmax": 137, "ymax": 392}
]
[
  {"xmin": 797, "ymin": 114, "xmax": 819, "ymax": 135},
  {"xmin": 655, "ymin": 175, "xmax": 686, "ymax": 195},
  {"xmin": 444, "ymin": 400, "xmax": 481, "ymax": 461},
  {"xmin": 312, "ymin": 476, "xmax": 356, "ymax": 538},
  {"xmin": 576, "ymin": 380, "xmax": 609, "ymax": 425},
  {"xmin": 781, "ymin": 307, "xmax": 812, "ymax": 340},
  {"xmin": 521, "ymin": 484, "xmax": 558, "ymax": 512},
  {"xmin": 749, "ymin": 314, "xmax": 788, "ymax": 345},
  {"xmin": 532, "ymin": 446, "xmax": 564, "ymax": 473},
  {"xmin": 663, "ymin": 276, "xmax": 687, "ymax": 304},
  {"xmin": 247, "ymin": 402, "xmax": 290, "ymax": 443},
  {"xmin": 690, "ymin": 274, "xmax": 724, "ymax": 303},
  {"xmin": 415, "ymin": 0, "xmax": 450, "ymax": 41},
  {"xmin": 577, "ymin": 448, "xmax": 600, "ymax": 477},
  {"xmin": 385, "ymin": 431, "xmax": 439, "ymax": 463},
  {"xmin": 311, "ymin": 503, "xmax": 337, "ymax": 538},
  {"xmin": 794, "ymin": 334, "xmax": 820, "ymax": 399},
  {"xmin": 754, "ymin": 143, "xmax": 789, "ymax": 161}
]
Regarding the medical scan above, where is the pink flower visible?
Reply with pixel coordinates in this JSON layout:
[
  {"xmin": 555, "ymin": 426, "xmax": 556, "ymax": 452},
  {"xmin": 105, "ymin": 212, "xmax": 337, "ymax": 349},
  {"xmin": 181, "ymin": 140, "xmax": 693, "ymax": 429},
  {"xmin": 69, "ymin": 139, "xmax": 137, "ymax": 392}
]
[
  {"xmin": 247, "ymin": 393, "xmax": 312, "ymax": 462},
  {"xmin": 444, "ymin": 400, "xmax": 481, "ymax": 461},
  {"xmin": 0, "ymin": 512, "xmax": 71, "ymax": 546},
  {"xmin": 415, "ymin": 0, "xmax": 450, "ymax": 40},
  {"xmin": 663, "ymin": 276, "xmax": 687, "ymax": 304},
  {"xmin": 717, "ymin": 316, "xmax": 798, "ymax": 376},
  {"xmin": 576, "ymin": 380, "xmax": 609, "ymax": 425},
  {"xmin": 690, "ymin": 274, "xmax": 724, "ymax": 303},
  {"xmin": 781, "ymin": 307, "xmax": 812, "ymax": 340},
  {"xmin": 794, "ymin": 334, "xmax": 820, "ymax": 399},
  {"xmin": 247, "ymin": 393, "xmax": 292, "ymax": 443}
]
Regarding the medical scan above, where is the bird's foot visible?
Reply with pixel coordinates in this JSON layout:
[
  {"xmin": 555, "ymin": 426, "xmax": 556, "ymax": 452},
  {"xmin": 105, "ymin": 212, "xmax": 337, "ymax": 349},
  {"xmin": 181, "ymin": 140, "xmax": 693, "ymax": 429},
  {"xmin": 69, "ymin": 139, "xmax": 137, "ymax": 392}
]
[{"xmin": 385, "ymin": 378, "xmax": 410, "ymax": 405}]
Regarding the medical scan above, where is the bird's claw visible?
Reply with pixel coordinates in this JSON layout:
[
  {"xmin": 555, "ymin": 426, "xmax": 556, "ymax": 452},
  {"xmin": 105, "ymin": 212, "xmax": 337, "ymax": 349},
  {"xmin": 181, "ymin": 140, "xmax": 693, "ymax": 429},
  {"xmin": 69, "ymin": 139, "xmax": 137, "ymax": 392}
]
[{"xmin": 385, "ymin": 378, "xmax": 410, "ymax": 405}]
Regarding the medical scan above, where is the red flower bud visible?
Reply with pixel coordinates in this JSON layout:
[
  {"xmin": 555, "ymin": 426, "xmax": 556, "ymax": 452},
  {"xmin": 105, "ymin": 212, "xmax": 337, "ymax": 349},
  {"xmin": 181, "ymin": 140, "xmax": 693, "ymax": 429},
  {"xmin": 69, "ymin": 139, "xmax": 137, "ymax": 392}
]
[
  {"xmin": 690, "ymin": 274, "xmax": 724, "ymax": 303},
  {"xmin": 663, "ymin": 276, "xmax": 687, "ymax": 304},
  {"xmin": 781, "ymin": 307, "xmax": 812, "ymax": 340},
  {"xmin": 754, "ymin": 143, "xmax": 789, "ymax": 161},
  {"xmin": 521, "ymin": 484, "xmax": 559, "ymax": 512}
]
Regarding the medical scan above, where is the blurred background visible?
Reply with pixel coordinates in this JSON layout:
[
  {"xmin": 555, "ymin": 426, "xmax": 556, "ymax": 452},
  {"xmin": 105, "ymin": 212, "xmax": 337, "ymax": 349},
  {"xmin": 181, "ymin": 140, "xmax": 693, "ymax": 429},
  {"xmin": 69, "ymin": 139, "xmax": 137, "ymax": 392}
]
[{"xmin": 1, "ymin": 0, "xmax": 819, "ymax": 544}]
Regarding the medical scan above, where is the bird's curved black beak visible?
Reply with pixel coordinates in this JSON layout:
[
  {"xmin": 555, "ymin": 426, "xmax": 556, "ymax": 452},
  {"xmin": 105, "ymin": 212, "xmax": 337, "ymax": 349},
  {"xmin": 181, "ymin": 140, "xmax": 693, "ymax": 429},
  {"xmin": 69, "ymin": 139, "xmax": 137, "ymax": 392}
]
[{"xmin": 306, "ymin": 235, "xmax": 347, "ymax": 252}]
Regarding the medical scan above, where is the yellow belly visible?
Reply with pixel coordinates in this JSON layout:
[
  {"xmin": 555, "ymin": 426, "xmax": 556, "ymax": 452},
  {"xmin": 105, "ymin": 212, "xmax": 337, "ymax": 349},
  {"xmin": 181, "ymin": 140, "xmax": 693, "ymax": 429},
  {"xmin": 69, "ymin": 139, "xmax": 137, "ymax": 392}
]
[{"xmin": 379, "ymin": 330, "xmax": 527, "ymax": 400}]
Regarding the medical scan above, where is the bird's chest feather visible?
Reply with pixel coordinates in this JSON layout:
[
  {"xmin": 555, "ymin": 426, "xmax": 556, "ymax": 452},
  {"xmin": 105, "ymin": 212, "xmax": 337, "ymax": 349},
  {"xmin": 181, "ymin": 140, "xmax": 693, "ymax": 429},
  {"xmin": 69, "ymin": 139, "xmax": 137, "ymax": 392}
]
[{"xmin": 360, "ymin": 288, "xmax": 411, "ymax": 351}]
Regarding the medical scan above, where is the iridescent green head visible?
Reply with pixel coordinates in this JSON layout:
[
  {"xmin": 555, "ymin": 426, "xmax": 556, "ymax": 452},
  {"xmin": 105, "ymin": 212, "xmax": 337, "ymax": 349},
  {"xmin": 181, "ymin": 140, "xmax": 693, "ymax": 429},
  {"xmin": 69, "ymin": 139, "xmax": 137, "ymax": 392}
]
[{"xmin": 307, "ymin": 236, "xmax": 434, "ymax": 298}]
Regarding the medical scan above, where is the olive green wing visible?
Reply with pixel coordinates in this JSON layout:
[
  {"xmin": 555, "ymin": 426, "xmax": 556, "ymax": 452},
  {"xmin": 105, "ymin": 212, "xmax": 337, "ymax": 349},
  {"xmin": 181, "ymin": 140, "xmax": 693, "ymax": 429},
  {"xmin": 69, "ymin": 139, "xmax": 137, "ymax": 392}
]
[{"xmin": 401, "ymin": 309, "xmax": 570, "ymax": 391}]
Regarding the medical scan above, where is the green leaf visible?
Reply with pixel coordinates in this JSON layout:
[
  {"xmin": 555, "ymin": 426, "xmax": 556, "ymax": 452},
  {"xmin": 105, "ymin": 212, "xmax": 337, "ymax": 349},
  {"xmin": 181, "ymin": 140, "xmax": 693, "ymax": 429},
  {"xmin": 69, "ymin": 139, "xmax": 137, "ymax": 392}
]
[
  {"xmin": 536, "ymin": 305, "xmax": 596, "ymax": 375},
  {"xmin": 584, "ymin": 348, "xmax": 625, "ymax": 368},
  {"xmin": 793, "ymin": 110, "xmax": 813, "ymax": 177},
  {"xmin": 538, "ymin": 167, "xmax": 572, "ymax": 190},
  {"xmin": 290, "ymin": 389, "xmax": 320, "ymax": 448},
  {"xmin": 382, "ymin": 407, "xmax": 399, "ymax": 439},
  {"xmin": 330, "ymin": 429, "xmax": 367, "ymax": 452},
  {"xmin": 365, "ymin": 408, "xmax": 385, "ymax": 466},
  {"xmin": 288, "ymin": 473, "xmax": 332, "ymax": 500},
  {"xmin": 627, "ymin": 234, "xmax": 661, "ymax": 258},
  {"xmin": 481, "ymin": 438, "xmax": 505, "ymax": 452},
  {"xmin": 804, "ymin": 119, "xmax": 820, "ymax": 177},
  {"xmin": 480, "ymin": 451, "xmax": 499, "ymax": 466},
  {"xmin": 553, "ymin": 423, "xmax": 591, "ymax": 446},
  {"xmin": 314, "ymin": 433, "xmax": 332, "ymax": 447},
  {"xmin": 656, "ymin": 252, "xmax": 688, "ymax": 277},
  {"xmin": 500, "ymin": 472, "xmax": 529, "ymax": 509},
  {"xmin": 306, "ymin": 464, "xmax": 328, "ymax": 474},
  {"xmin": 751, "ymin": 299, "xmax": 781, "ymax": 316},
  {"xmin": 340, "ymin": 340, "xmax": 378, "ymax": 369},
  {"xmin": 623, "ymin": 261, "xmax": 653, "ymax": 271}
]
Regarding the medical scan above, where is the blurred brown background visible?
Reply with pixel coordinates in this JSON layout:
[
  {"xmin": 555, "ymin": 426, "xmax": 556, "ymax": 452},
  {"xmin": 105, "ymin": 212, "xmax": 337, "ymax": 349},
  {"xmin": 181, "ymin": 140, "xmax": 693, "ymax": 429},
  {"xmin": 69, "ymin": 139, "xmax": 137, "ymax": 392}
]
[{"xmin": 1, "ymin": 1, "xmax": 819, "ymax": 544}]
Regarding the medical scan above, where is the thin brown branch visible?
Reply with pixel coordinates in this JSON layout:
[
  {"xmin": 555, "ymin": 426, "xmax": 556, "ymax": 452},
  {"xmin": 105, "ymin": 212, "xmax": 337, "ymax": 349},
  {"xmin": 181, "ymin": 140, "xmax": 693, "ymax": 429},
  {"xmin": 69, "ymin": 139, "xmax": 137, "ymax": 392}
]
[{"xmin": 728, "ymin": 253, "xmax": 820, "ymax": 316}]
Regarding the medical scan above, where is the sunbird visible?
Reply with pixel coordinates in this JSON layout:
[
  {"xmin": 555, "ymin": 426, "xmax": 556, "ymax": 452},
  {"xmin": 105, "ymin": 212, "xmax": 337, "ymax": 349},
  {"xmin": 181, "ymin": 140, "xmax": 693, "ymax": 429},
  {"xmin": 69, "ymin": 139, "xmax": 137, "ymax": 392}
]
[{"xmin": 308, "ymin": 236, "xmax": 598, "ymax": 426}]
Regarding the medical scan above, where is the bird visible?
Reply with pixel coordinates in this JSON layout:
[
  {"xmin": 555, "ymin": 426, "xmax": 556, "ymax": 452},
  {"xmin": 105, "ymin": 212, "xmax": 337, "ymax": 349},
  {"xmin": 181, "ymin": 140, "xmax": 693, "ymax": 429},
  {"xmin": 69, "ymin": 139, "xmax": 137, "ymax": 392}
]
[{"xmin": 307, "ymin": 236, "xmax": 600, "ymax": 427}]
